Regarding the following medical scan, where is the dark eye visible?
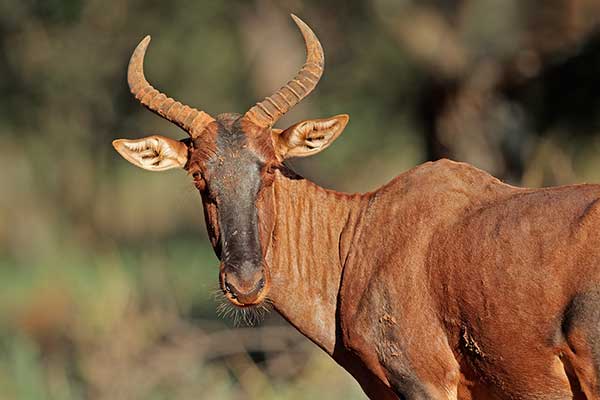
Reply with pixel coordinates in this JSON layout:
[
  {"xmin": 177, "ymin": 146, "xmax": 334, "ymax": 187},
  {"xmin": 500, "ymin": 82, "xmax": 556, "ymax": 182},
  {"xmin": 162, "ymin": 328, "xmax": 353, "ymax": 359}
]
[
  {"xmin": 192, "ymin": 171, "xmax": 206, "ymax": 190},
  {"xmin": 264, "ymin": 162, "xmax": 277, "ymax": 175}
]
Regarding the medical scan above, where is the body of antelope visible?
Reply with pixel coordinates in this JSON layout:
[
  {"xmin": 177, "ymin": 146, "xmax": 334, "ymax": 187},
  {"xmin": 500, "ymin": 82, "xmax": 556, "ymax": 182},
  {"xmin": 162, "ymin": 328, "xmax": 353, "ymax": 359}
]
[{"xmin": 113, "ymin": 15, "xmax": 600, "ymax": 400}]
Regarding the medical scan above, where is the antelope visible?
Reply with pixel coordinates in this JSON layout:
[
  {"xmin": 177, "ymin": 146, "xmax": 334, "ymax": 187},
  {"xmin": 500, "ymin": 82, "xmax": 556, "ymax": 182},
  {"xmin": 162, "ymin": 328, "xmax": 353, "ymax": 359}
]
[{"xmin": 113, "ymin": 14, "xmax": 600, "ymax": 400}]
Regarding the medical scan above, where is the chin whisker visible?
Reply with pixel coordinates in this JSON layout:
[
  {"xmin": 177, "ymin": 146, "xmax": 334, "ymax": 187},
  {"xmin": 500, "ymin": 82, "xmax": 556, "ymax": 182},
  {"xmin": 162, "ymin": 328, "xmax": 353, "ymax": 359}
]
[
  {"xmin": 211, "ymin": 285, "xmax": 225, "ymax": 301},
  {"xmin": 213, "ymin": 292, "xmax": 272, "ymax": 327}
]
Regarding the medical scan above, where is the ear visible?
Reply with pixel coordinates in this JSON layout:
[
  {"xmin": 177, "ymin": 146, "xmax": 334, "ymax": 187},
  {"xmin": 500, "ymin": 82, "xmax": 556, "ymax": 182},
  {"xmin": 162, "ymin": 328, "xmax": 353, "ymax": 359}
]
[
  {"xmin": 112, "ymin": 135, "xmax": 188, "ymax": 171},
  {"xmin": 273, "ymin": 114, "xmax": 349, "ymax": 160}
]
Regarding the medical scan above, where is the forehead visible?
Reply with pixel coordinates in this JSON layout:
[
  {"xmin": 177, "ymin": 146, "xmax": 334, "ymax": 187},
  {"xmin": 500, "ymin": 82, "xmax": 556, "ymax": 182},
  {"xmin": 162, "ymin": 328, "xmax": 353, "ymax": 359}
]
[
  {"xmin": 212, "ymin": 114, "xmax": 259, "ymax": 173},
  {"xmin": 192, "ymin": 113, "xmax": 275, "ymax": 163},
  {"xmin": 190, "ymin": 114, "xmax": 272, "ymax": 187}
]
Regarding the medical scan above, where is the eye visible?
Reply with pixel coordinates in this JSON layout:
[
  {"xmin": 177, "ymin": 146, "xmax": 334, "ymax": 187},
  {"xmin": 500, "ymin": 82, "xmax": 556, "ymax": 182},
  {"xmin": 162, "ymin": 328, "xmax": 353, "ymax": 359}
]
[{"xmin": 264, "ymin": 162, "xmax": 277, "ymax": 175}]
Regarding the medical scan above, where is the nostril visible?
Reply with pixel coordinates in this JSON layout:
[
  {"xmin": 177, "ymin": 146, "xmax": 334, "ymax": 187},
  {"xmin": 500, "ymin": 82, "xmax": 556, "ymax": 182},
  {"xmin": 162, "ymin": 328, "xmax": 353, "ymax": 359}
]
[
  {"xmin": 225, "ymin": 283, "xmax": 237, "ymax": 299},
  {"xmin": 222, "ymin": 268, "xmax": 267, "ymax": 304}
]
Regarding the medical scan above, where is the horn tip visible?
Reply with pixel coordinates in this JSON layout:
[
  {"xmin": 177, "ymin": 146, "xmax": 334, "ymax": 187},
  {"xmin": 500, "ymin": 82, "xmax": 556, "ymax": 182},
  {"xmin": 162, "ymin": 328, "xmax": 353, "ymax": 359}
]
[
  {"xmin": 290, "ymin": 14, "xmax": 304, "ymax": 26},
  {"xmin": 289, "ymin": 14, "xmax": 323, "ymax": 57},
  {"xmin": 135, "ymin": 35, "xmax": 151, "ymax": 50}
]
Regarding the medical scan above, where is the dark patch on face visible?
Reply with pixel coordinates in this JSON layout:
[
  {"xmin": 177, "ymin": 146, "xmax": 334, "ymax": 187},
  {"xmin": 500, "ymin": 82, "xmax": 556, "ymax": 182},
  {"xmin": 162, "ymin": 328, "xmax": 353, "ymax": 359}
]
[
  {"xmin": 191, "ymin": 114, "xmax": 269, "ymax": 298},
  {"xmin": 209, "ymin": 114, "xmax": 264, "ymax": 261}
]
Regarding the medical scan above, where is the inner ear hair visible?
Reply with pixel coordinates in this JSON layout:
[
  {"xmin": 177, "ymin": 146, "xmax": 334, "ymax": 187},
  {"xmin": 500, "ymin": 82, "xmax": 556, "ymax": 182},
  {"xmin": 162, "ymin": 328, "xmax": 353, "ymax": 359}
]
[
  {"xmin": 299, "ymin": 119, "xmax": 340, "ymax": 145},
  {"xmin": 277, "ymin": 114, "xmax": 349, "ymax": 159}
]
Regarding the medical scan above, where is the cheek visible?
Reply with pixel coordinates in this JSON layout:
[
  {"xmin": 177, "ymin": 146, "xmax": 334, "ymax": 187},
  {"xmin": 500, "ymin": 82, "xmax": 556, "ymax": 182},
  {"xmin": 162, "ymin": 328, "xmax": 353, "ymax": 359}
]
[
  {"xmin": 256, "ymin": 184, "xmax": 276, "ymax": 256},
  {"xmin": 201, "ymin": 196, "xmax": 221, "ymax": 252}
]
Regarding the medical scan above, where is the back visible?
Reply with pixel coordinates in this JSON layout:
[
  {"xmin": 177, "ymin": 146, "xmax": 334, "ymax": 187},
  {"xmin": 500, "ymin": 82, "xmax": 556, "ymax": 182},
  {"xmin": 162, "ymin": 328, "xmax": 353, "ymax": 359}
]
[{"xmin": 429, "ymin": 182, "xmax": 600, "ymax": 397}]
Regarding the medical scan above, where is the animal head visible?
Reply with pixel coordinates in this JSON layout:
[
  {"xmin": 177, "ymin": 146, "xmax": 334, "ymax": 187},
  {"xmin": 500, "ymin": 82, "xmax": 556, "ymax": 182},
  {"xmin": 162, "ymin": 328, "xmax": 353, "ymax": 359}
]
[{"xmin": 113, "ymin": 15, "xmax": 349, "ymax": 308}]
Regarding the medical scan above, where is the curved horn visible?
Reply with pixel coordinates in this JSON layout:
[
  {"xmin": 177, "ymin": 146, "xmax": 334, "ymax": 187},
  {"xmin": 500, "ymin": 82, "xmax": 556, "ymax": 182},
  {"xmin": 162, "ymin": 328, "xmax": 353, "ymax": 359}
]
[
  {"xmin": 244, "ymin": 14, "xmax": 325, "ymax": 128},
  {"xmin": 128, "ymin": 36, "xmax": 215, "ymax": 138}
]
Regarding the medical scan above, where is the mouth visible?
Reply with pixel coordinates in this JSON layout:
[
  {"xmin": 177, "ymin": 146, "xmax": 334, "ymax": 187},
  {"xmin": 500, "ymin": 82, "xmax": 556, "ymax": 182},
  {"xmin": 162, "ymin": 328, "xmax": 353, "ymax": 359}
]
[
  {"xmin": 216, "ymin": 292, "xmax": 272, "ymax": 327},
  {"xmin": 219, "ymin": 267, "xmax": 270, "ymax": 308},
  {"xmin": 221, "ymin": 282, "xmax": 269, "ymax": 307},
  {"xmin": 223, "ymin": 292, "xmax": 262, "ymax": 307},
  {"xmin": 216, "ymin": 278, "xmax": 272, "ymax": 326}
]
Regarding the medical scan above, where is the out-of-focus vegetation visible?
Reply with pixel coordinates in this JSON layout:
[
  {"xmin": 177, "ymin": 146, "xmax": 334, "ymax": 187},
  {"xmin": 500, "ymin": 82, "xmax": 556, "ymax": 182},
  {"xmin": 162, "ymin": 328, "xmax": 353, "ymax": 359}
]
[{"xmin": 1, "ymin": 0, "xmax": 600, "ymax": 398}]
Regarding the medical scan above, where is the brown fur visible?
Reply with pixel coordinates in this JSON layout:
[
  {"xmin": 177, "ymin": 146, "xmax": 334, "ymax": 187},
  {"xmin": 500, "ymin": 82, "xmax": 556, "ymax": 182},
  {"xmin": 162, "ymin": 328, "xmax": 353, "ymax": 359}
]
[
  {"xmin": 252, "ymin": 158, "xmax": 600, "ymax": 399},
  {"xmin": 117, "ymin": 114, "xmax": 600, "ymax": 398}
]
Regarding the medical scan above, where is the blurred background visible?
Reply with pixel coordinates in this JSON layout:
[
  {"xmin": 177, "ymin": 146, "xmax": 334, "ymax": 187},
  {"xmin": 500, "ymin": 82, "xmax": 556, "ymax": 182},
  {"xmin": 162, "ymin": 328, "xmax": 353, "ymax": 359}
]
[{"xmin": 1, "ymin": 0, "xmax": 600, "ymax": 398}]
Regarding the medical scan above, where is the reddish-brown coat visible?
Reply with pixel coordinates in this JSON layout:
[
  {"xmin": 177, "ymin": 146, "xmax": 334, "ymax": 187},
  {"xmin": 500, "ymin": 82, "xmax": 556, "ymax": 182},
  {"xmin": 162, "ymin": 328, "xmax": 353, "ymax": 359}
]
[
  {"xmin": 113, "ymin": 14, "xmax": 600, "ymax": 399},
  {"xmin": 255, "ymin": 159, "xmax": 600, "ymax": 399}
]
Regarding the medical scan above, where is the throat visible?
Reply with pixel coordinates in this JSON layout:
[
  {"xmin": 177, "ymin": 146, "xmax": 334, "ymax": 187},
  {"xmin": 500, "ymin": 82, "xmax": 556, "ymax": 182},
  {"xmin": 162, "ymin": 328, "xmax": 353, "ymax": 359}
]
[{"xmin": 260, "ymin": 169, "xmax": 362, "ymax": 354}]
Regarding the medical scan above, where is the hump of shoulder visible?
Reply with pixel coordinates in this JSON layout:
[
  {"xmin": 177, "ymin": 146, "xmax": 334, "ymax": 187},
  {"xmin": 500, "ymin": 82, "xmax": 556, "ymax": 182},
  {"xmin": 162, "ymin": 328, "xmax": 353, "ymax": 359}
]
[
  {"xmin": 408, "ymin": 158, "xmax": 508, "ymax": 192},
  {"xmin": 371, "ymin": 159, "xmax": 515, "ymax": 206}
]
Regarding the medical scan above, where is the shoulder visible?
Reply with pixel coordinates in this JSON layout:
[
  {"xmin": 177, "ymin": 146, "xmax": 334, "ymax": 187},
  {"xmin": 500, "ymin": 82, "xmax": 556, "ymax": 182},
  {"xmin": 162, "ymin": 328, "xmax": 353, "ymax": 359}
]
[
  {"xmin": 415, "ymin": 158, "xmax": 505, "ymax": 185},
  {"xmin": 376, "ymin": 158, "xmax": 513, "ymax": 197}
]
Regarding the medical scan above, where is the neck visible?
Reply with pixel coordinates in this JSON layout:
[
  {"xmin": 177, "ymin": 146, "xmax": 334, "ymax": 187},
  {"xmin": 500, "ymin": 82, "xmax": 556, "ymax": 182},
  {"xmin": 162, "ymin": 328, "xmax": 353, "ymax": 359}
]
[{"xmin": 260, "ymin": 168, "xmax": 363, "ymax": 354}]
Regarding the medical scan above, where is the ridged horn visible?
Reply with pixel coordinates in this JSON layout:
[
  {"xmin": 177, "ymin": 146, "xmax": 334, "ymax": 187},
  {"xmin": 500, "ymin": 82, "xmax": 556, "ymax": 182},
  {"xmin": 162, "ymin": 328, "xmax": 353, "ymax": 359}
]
[
  {"xmin": 244, "ymin": 14, "xmax": 325, "ymax": 128},
  {"xmin": 128, "ymin": 36, "xmax": 215, "ymax": 138}
]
